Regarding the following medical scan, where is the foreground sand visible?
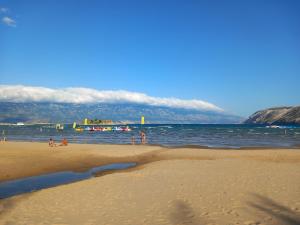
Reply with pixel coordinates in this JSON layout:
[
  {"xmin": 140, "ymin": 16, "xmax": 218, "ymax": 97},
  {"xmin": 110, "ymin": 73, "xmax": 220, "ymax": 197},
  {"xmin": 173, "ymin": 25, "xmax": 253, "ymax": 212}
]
[{"xmin": 0, "ymin": 142, "xmax": 300, "ymax": 225}]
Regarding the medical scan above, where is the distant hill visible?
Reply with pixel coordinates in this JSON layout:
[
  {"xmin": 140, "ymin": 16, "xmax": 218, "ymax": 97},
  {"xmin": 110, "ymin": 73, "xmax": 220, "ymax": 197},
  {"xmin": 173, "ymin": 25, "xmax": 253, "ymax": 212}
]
[
  {"xmin": 0, "ymin": 102, "xmax": 243, "ymax": 124},
  {"xmin": 244, "ymin": 106, "xmax": 300, "ymax": 125}
]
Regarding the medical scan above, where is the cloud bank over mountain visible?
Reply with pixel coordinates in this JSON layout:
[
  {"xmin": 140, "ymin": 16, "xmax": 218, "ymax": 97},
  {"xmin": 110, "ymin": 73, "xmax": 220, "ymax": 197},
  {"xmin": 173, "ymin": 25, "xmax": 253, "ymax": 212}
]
[{"xmin": 0, "ymin": 85, "xmax": 222, "ymax": 112}]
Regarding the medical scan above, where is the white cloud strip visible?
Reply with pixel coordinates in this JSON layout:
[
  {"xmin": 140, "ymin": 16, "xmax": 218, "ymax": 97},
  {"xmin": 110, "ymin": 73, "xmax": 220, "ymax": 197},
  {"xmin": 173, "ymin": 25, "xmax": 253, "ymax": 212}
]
[
  {"xmin": 0, "ymin": 85, "xmax": 223, "ymax": 112},
  {"xmin": 2, "ymin": 16, "xmax": 16, "ymax": 27},
  {"xmin": 0, "ymin": 7, "xmax": 9, "ymax": 13}
]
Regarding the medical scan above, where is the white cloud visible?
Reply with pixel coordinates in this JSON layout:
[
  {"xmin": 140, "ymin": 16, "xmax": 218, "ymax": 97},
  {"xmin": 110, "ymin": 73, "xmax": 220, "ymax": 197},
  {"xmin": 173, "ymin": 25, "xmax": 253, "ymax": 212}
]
[
  {"xmin": 0, "ymin": 85, "xmax": 223, "ymax": 112},
  {"xmin": 2, "ymin": 16, "xmax": 16, "ymax": 27},
  {"xmin": 0, "ymin": 7, "xmax": 9, "ymax": 13}
]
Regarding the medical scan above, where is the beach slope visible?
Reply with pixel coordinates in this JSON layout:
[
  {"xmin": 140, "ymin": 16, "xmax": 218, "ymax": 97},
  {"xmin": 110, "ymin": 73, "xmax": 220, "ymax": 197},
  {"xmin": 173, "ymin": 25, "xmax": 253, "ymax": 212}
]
[{"xmin": 0, "ymin": 142, "xmax": 300, "ymax": 225}]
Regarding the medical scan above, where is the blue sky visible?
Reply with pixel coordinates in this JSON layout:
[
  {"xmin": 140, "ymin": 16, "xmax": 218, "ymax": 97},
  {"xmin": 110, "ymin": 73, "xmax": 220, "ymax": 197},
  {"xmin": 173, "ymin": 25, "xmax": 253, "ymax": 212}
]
[{"xmin": 0, "ymin": 0, "xmax": 299, "ymax": 116}]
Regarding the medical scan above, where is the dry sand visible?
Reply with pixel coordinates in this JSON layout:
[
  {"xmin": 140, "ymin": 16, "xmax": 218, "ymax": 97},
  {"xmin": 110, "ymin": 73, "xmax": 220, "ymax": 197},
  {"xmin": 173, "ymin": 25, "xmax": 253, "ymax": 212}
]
[{"xmin": 0, "ymin": 142, "xmax": 300, "ymax": 225}]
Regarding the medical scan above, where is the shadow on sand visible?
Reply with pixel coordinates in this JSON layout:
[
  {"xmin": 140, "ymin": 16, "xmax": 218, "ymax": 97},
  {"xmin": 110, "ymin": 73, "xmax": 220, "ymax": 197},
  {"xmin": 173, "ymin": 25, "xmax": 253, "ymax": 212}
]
[
  {"xmin": 248, "ymin": 193, "xmax": 300, "ymax": 225},
  {"xmin": 169, "ymin": 200, "xmax": 207, "ymax": 225}
]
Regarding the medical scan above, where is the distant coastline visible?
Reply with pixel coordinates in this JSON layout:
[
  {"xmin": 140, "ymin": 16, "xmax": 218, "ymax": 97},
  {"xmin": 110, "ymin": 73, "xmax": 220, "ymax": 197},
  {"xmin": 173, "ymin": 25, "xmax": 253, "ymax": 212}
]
[{"xmin": 244, "ymin": 106, "xmax": 300, "ymax": 125}]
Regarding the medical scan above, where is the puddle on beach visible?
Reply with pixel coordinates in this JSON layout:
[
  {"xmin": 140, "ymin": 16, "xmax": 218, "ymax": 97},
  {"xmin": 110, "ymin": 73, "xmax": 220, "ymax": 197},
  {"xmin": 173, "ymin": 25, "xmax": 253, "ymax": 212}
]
[{"xmin": 0, "ymin": 162, "xmax": 137, "ymax": 199}]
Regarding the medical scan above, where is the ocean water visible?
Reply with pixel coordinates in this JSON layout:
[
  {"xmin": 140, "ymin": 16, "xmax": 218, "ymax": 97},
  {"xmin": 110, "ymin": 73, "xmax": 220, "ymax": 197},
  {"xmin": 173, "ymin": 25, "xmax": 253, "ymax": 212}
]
[{"xmin": 1, "ymin": 124, "xmax": 300, "ymax": 148}]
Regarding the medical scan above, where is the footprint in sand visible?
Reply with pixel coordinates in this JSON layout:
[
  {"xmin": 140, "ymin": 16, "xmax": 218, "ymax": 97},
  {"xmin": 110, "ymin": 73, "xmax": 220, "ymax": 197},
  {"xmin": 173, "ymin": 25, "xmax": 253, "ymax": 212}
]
[
  {"xmin": 201, "ymin": 212, "xmax": 209, "ymax": 216},
  {"xmin": 243, "ymin": 221, "xmax": 261, "ymax": 225},
  {"xmin": 3, "ymin": 221, "xmax": 15, "ymax": 225},
  {"xmin": 227, "ymin": 209, "xmax": 240, "ymax": 217},
  {"xmin": 263, "ymin": 216, "xmax": 273, "ymax": 222}
]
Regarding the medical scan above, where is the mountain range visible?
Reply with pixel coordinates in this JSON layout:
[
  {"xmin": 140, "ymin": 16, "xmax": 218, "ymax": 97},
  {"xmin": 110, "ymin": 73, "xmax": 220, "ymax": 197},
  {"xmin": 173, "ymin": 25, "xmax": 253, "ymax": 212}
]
[
  {"xmin": 244, "ymin": 106, "xmax": 300, "ymax": 125},
  {"xmin": 0, "ymin": 102, "xmax": 243, "ymax": 124}
]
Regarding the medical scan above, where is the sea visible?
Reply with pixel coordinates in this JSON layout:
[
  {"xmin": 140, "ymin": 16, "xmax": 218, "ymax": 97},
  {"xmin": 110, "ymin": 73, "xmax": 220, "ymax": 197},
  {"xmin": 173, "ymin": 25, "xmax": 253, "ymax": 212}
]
[{"xmin": 1, "ymin": 124, "xmax": 300, "ymax": 149}]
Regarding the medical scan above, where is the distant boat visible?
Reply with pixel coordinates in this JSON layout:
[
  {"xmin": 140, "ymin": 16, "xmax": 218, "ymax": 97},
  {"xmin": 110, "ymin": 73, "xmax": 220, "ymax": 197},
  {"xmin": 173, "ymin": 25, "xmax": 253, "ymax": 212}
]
[
  {"xmin": 94, "ymin": 127, "xmax": 103, "ymax": 131},
  {"xmin": 266, "ymin": 125, "xmax": 280, "ymax": 128},
  {"xmin": 112, "ymin": 126, "xmax": 123, "ymax": 131},
  {"xmin": 75, "ymin": 127, "xmax": 84, "ymax": 132},
  {"xmin": 112, "ymin": 126, "xmax": 131, "ymax": 132},
  {"xmin": 16, "ymin": 122, "xmax": 25, "ymax": 126},
  {"xmin": 88, "ymin": 127, "xmax": 95, "ymax": 132},
  {"xmin": 122, "ymin": 126, "xmax": 132, "ymax": 132},
  {"xmin": 55, "ymin": 123, "xmax": 64, "ymax": 130},
  {"xmin": 102, "ymin": 127, "xmax": 112, "ymax": 131}
]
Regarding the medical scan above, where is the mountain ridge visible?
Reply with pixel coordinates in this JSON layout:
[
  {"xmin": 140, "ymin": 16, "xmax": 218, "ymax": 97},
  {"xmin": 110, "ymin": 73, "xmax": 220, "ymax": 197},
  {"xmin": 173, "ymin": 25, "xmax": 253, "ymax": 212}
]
[
  {"xmin": 244, "ymin": 106, "xmax": 300, "ymax": 125},
  {"xmin": 0, "ymin": 102, "xmax": 243, "ymax": 124}
]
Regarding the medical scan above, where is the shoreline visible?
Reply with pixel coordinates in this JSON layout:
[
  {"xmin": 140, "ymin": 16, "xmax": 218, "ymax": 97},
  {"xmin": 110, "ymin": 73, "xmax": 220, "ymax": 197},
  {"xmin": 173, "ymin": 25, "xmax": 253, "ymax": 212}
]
[
  {"xmin": 2, "ymin": 139, "xmax": 300, "ymax": 151},
  {"xmin": 1, "ymin": 141, "xmax": 300, "ymax": 183}
]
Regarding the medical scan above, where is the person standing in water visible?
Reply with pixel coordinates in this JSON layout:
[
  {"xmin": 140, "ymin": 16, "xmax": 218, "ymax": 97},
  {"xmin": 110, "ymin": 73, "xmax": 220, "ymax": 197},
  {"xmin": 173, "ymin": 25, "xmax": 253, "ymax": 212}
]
[
  {"xmin": 140, "ymin": 131, "xmax": 146, "ymax": 144},
  {"xmin": 131, "ymin": 135, "xmax": 135, "ymax": 145},
  {"xmin": 2, "ymin": 130, "xmax": 7, "ymax": 142},
  {"xmin": 142, "ymin": 131, "xmax": 146, "ymax": 144}
]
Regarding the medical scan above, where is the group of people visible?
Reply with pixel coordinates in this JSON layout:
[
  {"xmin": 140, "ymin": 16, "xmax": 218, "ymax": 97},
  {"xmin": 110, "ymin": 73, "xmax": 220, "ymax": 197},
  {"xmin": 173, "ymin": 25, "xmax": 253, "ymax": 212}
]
[
  {"xmin": 49, "ymin": 138, "xmax": 68, "ymax": 147},
  {"xmin": 50, "ymin": 134, "xmax": 146, "ymax": 146},
  {"xmin": 131, "ymin": 131, "xmax": 146, "ymax": 145},
  {"xmin": 2, "ymin": 128, "xmax": 148, "ymax": 146}
]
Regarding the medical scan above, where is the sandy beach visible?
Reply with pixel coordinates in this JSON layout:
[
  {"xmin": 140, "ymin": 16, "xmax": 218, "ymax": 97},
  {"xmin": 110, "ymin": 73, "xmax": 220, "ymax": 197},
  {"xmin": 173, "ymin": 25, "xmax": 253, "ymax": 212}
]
[{"xmin": 0, "ymin": 142, "xmax": 300, "ymax": 225}]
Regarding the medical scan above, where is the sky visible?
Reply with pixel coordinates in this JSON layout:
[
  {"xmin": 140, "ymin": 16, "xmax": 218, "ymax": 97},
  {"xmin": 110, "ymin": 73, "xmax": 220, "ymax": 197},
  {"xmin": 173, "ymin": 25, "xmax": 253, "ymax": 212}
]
[{"xmin": 0, "ymin": 0, "xmax": 299, "ymax": 117}]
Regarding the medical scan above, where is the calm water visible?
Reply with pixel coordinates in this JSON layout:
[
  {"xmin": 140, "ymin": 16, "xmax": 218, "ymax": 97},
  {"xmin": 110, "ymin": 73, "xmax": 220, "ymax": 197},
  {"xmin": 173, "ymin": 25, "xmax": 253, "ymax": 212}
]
[
  {"xmin": 0, "ymin": 162, "xmax": 137, "ymax": 199},
  {"xmin": 1, "ymin": 124, "xmax": 300, "ymax": 148}
]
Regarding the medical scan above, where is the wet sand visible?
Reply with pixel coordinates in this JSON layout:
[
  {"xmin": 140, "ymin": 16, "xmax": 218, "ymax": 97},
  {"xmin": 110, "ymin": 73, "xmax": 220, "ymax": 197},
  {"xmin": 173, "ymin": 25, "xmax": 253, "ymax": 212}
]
[
  {"xmin": 0, "ymin": 142, "xmax": 300, "ymax": 225},
  {"xmin": 0, "ymin": 142, "xmax": 165, "ymax": 182}
]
